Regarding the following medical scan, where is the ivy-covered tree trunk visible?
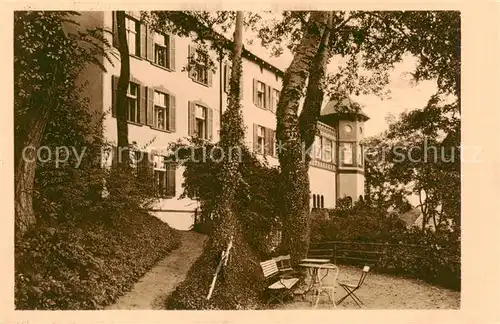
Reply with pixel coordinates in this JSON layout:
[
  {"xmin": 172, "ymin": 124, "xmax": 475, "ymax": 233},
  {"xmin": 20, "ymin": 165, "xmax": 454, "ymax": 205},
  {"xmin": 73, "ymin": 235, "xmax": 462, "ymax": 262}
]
[
  {"xmin": 211, "ymin": 11, "xmax": 245, "ymax": 251},
  {"xmin": 276, "ymin": 12, "xmax": 329, "ymax": 266},
  {"xmin": 115, "ymin": 11, "xmax": 130, "ymax": 168},
  {"xmin": 168, "ymin": 12, "xmax": 264, "ymax": 309}
]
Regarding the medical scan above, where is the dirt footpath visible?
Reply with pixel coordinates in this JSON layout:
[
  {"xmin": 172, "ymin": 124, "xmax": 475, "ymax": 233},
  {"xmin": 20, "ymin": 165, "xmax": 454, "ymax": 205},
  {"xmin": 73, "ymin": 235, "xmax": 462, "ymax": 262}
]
[{"xmin": 106, "ymin": 231, "xmax": 207, "ymax": 310}]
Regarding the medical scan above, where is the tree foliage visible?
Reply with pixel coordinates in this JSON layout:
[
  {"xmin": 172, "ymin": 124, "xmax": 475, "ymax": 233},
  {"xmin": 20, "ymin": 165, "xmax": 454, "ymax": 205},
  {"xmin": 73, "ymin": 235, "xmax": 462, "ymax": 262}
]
[
  {"xmin": 365, "ymin": 95, "xmax": 460, "ymax": 229},
  {"xmin": 14, "ymin": 11, "xmax": 111, "ymax": 236}
]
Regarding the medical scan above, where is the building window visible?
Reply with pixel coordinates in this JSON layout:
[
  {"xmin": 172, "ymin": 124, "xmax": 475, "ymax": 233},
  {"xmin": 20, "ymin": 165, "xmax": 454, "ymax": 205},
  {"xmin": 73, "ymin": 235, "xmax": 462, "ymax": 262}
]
[
  {"xmin": 153, "ymin": 155, "xmax": 175, "ymax": 198},
  {"xmin": 189, "ymin": 46, "xmax": 210, "ymax": 85},
  {"xmin": 314, "ymin": 136, "xmax": 322, "ymax": 160},
  {"xmin": 257, "ymin": 126, "xmax": 265, "ymax": 154},
  {"xmin": 194, "ymin": 63, "xmax": 209, "ymax": 85},
  {"xmin": 357, "ymin": 144, "xmax": 363, "ymax": 166},
  {"xmin": 257, "ymin": 81, "xmax": 265, "ymax": 108},
  {"xmin": 323, "ymin": 138, "xmax": 333, "ymax": 162},
  {"xmin": 154, "ymin": 32, "xmax": 169, "ymax": 68},
  {"xmin": 312, "ymin": 194, "xmax": 316, "ymax": 208},
  {"xmin": 195, "ymin": 104, "xmax": 207, "ymax": 139},
  {"xmin": 125, "ymin": 17, "xmax": 140, "ymax": 56},
  {"xmin": 127, "ymin": 82, "xmax": 140, "ymax": 123},
  {"xmin": 154, "ymin": 91, "xmax": 169, "ymax": 130},
  {"xmin": 341, "ymin": 143, "xmax": 354, "ymax": 165}
]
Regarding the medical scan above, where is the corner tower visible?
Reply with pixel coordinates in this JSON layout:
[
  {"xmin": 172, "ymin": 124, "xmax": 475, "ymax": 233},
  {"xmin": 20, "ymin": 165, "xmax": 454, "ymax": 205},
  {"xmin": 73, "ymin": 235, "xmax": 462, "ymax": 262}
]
[{"xmin": 320, "ymin": 96, "xmax": 369, "ymax": 204}]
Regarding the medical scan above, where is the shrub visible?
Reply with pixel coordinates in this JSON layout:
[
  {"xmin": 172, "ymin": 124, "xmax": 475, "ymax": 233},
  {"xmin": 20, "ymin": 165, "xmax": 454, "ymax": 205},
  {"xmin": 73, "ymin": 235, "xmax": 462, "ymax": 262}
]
[
  {"xmin": 15, "ymin": 212, "xmax": 180, "ymax": 309},
  {"xmin": 165, "ymin": 235, "xmax": 264, "ymax": 310},
  {"xmin": 171, "ymin": 139, "xmax": 282, "ymax": 257}
]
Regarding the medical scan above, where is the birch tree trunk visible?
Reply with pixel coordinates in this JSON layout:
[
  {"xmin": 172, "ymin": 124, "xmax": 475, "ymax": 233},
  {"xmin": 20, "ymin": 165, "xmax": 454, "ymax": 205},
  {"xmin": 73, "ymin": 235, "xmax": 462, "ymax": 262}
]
[
  {"xmin": 299, "ymin": 12, "xmax": 333, "ymax": 160},
  {"xmin": 276, "ymin": 12, "xmax": 329, "ymax": 265}
]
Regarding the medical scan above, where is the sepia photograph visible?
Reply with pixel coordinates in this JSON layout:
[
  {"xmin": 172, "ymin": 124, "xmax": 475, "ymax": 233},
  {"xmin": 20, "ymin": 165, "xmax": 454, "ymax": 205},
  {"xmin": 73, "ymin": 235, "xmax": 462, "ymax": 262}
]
[{"xmin": 12, "ymin": 9, "xmax": 463, "ymax": 313}]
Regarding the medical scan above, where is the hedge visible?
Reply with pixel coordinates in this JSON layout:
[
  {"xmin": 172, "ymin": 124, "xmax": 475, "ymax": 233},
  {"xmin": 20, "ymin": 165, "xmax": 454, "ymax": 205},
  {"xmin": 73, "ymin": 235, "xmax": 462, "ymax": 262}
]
[
  {"xmin": 310, "ymin": 208, "xmax": 460, "ymax": 290},
  {"xmin": 15, "ymin": 212, "xmax": 181, "ymax": 309}
]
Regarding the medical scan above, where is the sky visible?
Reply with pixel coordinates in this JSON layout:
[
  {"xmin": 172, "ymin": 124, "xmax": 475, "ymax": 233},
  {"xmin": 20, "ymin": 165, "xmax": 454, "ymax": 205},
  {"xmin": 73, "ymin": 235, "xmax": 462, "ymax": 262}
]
[{"xmin": 241, "ymin": 19, "xmax": 438, "ymax": 138}]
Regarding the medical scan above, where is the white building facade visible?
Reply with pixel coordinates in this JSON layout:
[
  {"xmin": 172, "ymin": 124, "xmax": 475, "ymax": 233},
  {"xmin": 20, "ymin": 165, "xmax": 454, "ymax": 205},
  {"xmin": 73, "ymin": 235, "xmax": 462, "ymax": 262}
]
[{"xmin": 74, "ymin": 11, "xmax": 368, "ymax": 230}]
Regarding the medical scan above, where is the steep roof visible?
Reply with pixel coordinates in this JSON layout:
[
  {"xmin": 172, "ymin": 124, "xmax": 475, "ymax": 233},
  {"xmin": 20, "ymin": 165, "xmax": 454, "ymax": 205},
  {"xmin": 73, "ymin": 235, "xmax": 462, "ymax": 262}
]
[
  {"xmin": 321, "ymin": 95, "xmax": 370, "ymax": 121},
  {"xmin": 399, "ymin": 207, "xmax": 422, "ymax": 228}
]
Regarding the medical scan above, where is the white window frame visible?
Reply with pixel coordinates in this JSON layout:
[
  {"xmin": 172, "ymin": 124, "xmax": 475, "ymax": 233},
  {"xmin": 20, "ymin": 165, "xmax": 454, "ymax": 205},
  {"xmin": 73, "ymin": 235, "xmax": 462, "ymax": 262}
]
[
  {"xmin": 125, "ymin": 17, "xmax": 139, "ymax": 56},
  {"xmin": 192, "ymin": 49, "xmax": 209, "ymax": 85},
  {"xmin": 195, "ymin": 104, "xmax": 207, "ymax": 139},
  {"xmin": 154, "ymin": 32, "xmax": 169, "ymax": 68},
  {"xmin": 323, "ymin": 138, "xmax": 333, "ymax": 162},
  {"xmin": 154, "ymin": 91, "xmax": 169, "ymax": 130},
  {"xmin": 257, "ymin": 126, "xmax": 265, "ymax": 154},
  {"xmin": 257, "ymin": 81, "xmax": 265, "ymax": 108},
  {"xmin": 358, "ymin": 144, "xmax": 363, "ymax": 166},
  {"xmin": 342, "ymin": 143, "xmax": 354, "ymax": 165},
  {"xmin": 127, "ymin": 82, "xmax": 139, "ymax": 123},
  {"xmin": 314, "ymin": 136, "xmax": 322, "ymax": 160}
]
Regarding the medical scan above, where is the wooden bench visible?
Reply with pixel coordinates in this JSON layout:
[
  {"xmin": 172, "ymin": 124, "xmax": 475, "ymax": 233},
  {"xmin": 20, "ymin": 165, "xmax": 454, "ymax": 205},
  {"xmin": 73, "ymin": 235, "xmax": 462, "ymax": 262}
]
[{"xmin": 260, "ymin": 259, "xmax": 300, "ymax": 305}]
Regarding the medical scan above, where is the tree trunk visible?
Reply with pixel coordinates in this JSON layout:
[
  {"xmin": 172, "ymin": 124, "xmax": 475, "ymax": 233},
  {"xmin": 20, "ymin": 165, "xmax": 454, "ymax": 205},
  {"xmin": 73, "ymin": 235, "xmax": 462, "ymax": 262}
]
[
  {"xmin": 15, "ymin": 100, "xmax": 51, "ymax": 239},
  {"xmin": 299, "ymin": 12, "xmax": 333, "ymax": 155},
  {"xmin": 168, "ymin": 12, "xmax": 264, "ymax": 309},
  {"xmin": 276, "ymin": 12, "xmax": 329, "ymax": 266},
  {"xmin": 212, "ymin": 11, "xmax": 245, "ymax": 252},
  {"xmin": 116, "ymin": 11, "xmax": 130, "ymax": 168}
]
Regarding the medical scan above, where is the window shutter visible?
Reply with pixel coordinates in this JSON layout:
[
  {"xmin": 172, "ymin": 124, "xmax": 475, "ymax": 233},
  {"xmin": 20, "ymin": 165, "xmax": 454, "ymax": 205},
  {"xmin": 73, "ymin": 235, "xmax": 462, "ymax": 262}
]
[
  {"xmin": 139, "ymin": 84, "xmax": 146, "ymax": 124},
  {"xmin": 270, "ymin": 129, "xmax": 276, "ymax": 156},
  {"xmin": 253, "ymin": 124, "xmax": 258, "ymax": 152},
  {"xmin": 270, "ymin": 89, "xmax": 275, "ymax": 113},
  {"xmin": 188, "ymin": 45, "xmax": 197, "ymax": 79},
  {"xmin": 168, "ymin": 94, "xmax": 176, "ymax": 131},
  {"xmin": 264, "ymin": 128, "xmax": 270, "ymax": 155},
  {"xmin": 146, "ymin": 86, "xmax": 154, "ymax": 126},
  {"xmin": 188, "ymin": 101, "xmax": 196, "ymax": 136},
  {"xmin": 207, "ymin": 69, "xmax": 213, "ymax": 87},
  {"xmin": 112, "ymin": 11, "xmax": 119, "ymax": 48},
  {"xmin": 207, "ymin": 107, "xmax": 213, "ymax": 140},
  {"xmin": 140, "ymin": 24, "xmax": 147, "ymax": 58},
  {"xmin": 253, "ymin": 79, "xmax": 258, "ymax": 106},
  {"xmin": 168, "ymin": 34, "xmax": 176, "ymax": 70},
  {"xmin": 166, "ymin": 163, "xmax": 176, "ymax": 197},
  {"xmin": 146, "ymin": 26, "xmax": 154, "ymax": 61},
  {"xmin": 111, "ymin": 75, "xmax": 119, "ymax": 117}
]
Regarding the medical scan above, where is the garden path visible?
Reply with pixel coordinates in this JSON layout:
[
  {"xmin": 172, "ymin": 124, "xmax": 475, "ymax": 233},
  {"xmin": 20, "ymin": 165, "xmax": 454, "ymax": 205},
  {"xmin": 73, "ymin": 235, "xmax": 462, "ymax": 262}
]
[{"xmin": 106, "ymin": 230, "xmax": 207, "ymax": 310}]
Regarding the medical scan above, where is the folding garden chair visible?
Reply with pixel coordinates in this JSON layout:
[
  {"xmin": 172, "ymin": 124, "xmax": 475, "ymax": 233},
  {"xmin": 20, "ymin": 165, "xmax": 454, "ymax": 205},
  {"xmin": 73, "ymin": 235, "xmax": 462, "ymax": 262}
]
[{"xmin": 336, "ymin": 265, "xmax": 370, "ymax": 308}]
